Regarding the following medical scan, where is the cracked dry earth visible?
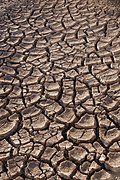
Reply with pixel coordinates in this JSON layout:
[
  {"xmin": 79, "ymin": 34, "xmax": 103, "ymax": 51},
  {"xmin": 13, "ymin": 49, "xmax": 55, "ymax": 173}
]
[{"xmin": 0, "ymin": 0, "xmax": 120, "ymax": 179}]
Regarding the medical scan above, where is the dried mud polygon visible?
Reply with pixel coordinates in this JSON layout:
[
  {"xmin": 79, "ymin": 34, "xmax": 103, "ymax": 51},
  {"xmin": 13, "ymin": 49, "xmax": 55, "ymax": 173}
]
[{"xmin": 0, "ymin": 0, "xmax": 120, "ymax": 179}]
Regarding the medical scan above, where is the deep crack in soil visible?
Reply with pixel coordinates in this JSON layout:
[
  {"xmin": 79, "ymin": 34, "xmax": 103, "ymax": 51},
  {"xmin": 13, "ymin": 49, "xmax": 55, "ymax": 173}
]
[{"xmin": 0, "ymin": 0, "xmax": 120, "ymax": 179}]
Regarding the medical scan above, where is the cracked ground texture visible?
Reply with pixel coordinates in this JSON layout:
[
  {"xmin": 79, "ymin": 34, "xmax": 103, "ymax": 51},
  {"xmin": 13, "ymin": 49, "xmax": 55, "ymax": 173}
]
[{"xmin": 0, "ymin": 0, "xmax": 120, "ymax": 179}]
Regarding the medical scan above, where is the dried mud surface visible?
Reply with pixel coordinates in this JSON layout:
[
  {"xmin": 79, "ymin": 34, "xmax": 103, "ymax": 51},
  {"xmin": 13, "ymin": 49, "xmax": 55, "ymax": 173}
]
[{"xmin": 0, "ymin": 0, "xmax": 120, "ymax": 179}]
